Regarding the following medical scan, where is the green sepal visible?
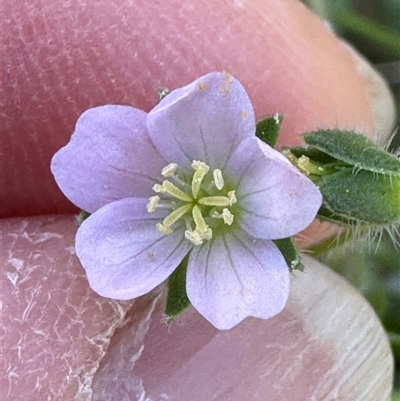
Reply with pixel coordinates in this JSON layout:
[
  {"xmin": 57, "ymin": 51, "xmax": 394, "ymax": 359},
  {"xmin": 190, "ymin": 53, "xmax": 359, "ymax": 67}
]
[
  {"xmin": 77, "ymin": 210, "xmax": 91, "ymax": 224},
  {"xmin": 165, "ymin": 255, "xmax": 191, "ymax": 321},
  {"xmin": 273, "ymin": 237, "xmax": 304, "ymax": 271},
  {"xmin": 318, "ymin": 168, "xmax": 400, "ymax": 226},
  {"xmin": 303, "ymin": 130, "xmax": 400, "ymax": 177},
  {"xmin": 284, "ymin": 146, "xmax": 338, "ymax": 165},
  {"xmin": 256, "ymin": 114, "xmax": 284, "ymax": 148}
]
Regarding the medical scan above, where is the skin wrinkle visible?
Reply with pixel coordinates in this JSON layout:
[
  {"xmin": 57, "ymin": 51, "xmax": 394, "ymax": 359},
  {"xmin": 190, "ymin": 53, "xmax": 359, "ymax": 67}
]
[{"xmin": 1, "ymin": 216, "xmax": 136, "ymax": 400}]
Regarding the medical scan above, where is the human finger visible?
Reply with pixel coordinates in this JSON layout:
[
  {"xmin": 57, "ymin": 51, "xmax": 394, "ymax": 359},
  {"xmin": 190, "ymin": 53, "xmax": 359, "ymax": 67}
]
[
  {"xmin": 2, "ymin": 0, "xmax": 390, "ymax": 218},
  {"xmin": 1, "ymin": 215, "xmax": 392, "ymax": 400}
]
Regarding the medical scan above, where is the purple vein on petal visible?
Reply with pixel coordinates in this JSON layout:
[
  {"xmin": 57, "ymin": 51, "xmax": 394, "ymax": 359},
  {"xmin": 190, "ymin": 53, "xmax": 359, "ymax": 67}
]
[{"xmin": 222, "ymin": 234, "xmax": 244, "ymax": 292}]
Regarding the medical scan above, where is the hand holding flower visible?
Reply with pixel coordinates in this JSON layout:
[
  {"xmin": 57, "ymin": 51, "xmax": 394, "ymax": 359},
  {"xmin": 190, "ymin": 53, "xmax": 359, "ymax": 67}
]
[{"xmin": 2, "ymin": 0, "xmax": 395, "ymax": 399}]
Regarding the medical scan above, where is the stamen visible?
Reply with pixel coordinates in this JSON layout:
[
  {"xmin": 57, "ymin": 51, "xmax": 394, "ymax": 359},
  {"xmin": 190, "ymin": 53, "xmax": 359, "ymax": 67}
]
[
  {"xmin": 163, "ymin": 181, "xmax": 193, "ymax": 202},
  {"xmin": 228, "ymin": 190, "xmax": 237, "ymax": 205},
  {"xmin": 198, "ymin": 196, "xmax": 231, "ymax": 207},
  {"xmin": 170, "ymin": 174, "xmax": 189, "ymax": 188},
  {"xmin": 152, "ymin": 159, "xmax": 237, "ymax": 244},
  {"xmin": 222, "ymin": 208, "xmax": 234, "ymax": 225},
  {"xmin": 161, "ymin": 163, "xmax": 178, "ymax": 177},
  {"xmin": 184, "ymin": 217, "xmax": 194, "ymax": 232},
  {"xmin": 153, "ymin": 183, "xmax": 166, "ymax": 193},
  {"xmin": 146, "ymin": 196, "xmax": 160, "ymax": 212},
  {"xmin": 185, "ymin": 230, "xmax": 204, "ymax": 246},
  {"xmin": 192, "ymin": 160, "xmax": 210, "ymax": 172},
  {"xmin": 191, "ymin": 161, "xmax": 210, "ymax": 199},
  {"xmin": 156, "ymin": 223, "xmax": 173, "ymax": 234},
  {"xmin": 154, "ymin": 201, "xmax": 177, "ymax": 210},
  {"xmin": 211, "ymin": 209, "xmax": 222, "ymax": 219},
  {"xmin": 213, "ymin": 169, "xmax": 224, "ymax": 190},
  {"xmin": 162, "ymin": 204, "xmax": 192, "ymax": 227},
  {"xmin": 192, "ymin": 205, "xmax": 209, "ymax": 233},
  {"xmin": 198, "ymin": 227, "xmax": 213, "ymax": 240}
]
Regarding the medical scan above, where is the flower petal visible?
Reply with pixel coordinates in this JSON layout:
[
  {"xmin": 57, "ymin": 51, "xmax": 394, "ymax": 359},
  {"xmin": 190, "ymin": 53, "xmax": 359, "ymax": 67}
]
[
  {"xmin": 147, "ymin": 72, "xmax": 255, "ymax": 170},
  {"xmin": 75, "ymin": 197, "xmax": 192, "ymax": 300},
  {"xmin": 186, "ymin": 230, "xmax": 290, "ymax": 330},
  {"xmin": 225, "ymin": 138, "xmax": 322, "ymax": 239},
  {"xmin": 51, "ymin": 105, "xmax": 167, "ymax": 213}
]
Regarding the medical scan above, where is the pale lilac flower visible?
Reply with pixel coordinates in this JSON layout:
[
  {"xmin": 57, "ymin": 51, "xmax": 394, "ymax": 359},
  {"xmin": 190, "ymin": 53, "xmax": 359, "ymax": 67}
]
[{"xmin": 51, "ymin": 72, "xmax": 322, "ymax": 330}]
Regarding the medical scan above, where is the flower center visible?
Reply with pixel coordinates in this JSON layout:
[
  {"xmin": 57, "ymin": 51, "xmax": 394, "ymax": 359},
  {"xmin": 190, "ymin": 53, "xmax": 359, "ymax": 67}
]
[{"xmin": 147, "ymin": 161, "xmax": 237, "ymax": 246}]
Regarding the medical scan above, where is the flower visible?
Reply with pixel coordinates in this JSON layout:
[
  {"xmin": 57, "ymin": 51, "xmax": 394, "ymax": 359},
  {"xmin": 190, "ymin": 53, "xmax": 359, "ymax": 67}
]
[{"xmin": 51, "ymin": 72, "xmax": 322, "ymax": 330}]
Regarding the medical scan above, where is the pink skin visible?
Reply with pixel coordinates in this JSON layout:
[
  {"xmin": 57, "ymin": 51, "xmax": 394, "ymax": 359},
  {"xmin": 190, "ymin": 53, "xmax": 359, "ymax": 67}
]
[{"xmin": 1, "ymin": 0, "xmax": 391, "ymax": 400}]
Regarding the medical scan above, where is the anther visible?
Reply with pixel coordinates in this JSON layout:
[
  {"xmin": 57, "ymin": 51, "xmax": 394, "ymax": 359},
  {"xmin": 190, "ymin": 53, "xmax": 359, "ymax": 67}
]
[
  {"xmin": 192, "ymin": 160, "xmax": 210, "ymax": 172},
  {"xmin": 184, "ymin": 227, "xmax": 213, "ymax": 246},
  {"xmin": 153, "ymin": 183, "xmax": 166, "ymax": 193},
  {"xmin": 191, "ymin": 161, "xmax": 210, "ymax": 199},
  {"xmin": 213, "ymin": 169, "xmax": 225, "ymax": 190},
  {"xmin": 185, "ymin": 230, "xmax": 204, "ymax": 246},
  {"xmin": 146, "ymin": 196, "xmax": 160, "ymax": 212},
  {"xmin": 198, "ymin": 227, "xmax": 213, "ymax": 240},
  {"xmin": 156, "ymin": 223, "xmax": 173, "ymax": 234},
  {"xmin": 228, "ymin": 190, "xmax": 237, "ymax": 205},
  {"xmin": 161, "ymin": 163, "xmax": 178, "ymax": 177},
  {"xmin": 222, "ymin": 208, "xmax": 234, "ymax": 225}
]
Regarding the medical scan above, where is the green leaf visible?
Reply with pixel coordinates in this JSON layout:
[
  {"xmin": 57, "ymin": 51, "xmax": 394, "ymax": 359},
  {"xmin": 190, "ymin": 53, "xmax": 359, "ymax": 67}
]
[
  {"xmin": 256, "ymin": 114, "xmax": 284, "ymax": 148},
  {"xmin": 303, "ymin": 130, "xmax": 400, "ymax": 176},
  {"xmin": 273, "ymin": 237, "xmax": 304, "ymax": 271},
  {"xmin": 165, "ymin": 255, "xmax": 191, "ymax": 321},
  {"xmin": 316, "ymin": 205, "xmax": 360, "ymax": 226},
  {"xmin": 319, "ymin": 168, "xmax": 400, "ymax": 226}
]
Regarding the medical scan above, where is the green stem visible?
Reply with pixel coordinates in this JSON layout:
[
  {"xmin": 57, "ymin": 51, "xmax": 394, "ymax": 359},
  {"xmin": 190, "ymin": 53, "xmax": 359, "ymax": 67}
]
[{"xmin": 335, "ymin": 10, "xmax": 400, "ymax": 57}]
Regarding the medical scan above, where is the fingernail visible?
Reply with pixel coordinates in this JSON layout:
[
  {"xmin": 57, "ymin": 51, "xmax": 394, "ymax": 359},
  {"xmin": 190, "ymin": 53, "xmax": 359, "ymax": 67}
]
[{"xmin": 341, "ymin": 41, "xmax": 397, "ymax": 146}]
